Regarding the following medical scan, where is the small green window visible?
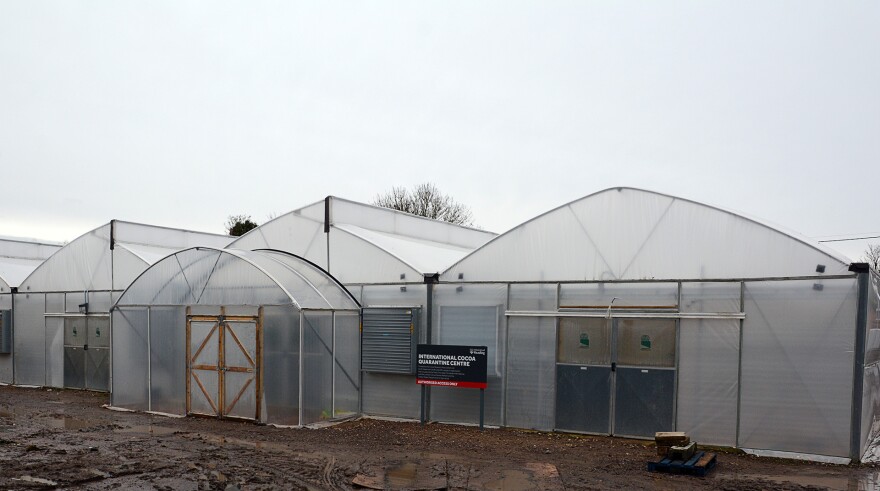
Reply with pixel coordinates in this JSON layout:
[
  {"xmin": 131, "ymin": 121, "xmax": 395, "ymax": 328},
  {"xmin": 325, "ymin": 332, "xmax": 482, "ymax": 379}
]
[{"xmin": 640, "ymin": 334, "xmax": 652, "ymax": 350}]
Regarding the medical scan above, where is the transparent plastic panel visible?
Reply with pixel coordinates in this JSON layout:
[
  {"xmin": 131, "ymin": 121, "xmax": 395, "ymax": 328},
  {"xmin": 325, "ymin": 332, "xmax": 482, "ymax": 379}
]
[
  {"xmin": 431, "ymin": 284, "xmax": 507, "ymax": 425},
  {"xmin": 45, "ymin": 317, "xmax": 64, "ymax": 388},
  {"xmin": 557, "ymin": 318, "xmax": 610, "ymax": 365},
  {"xmin": 45, "ymin": 293, "xmax": 64, "ymax": 314},
  {"xmin": 740, "ymin": 278, "xmax": 858, "ymax": 457},
  {"xmin": 150, "ymin": 306, "xmax": 187, "ymax": 415},
  {"xmin": 113, "ymin": 221, "xmax": 232, "ymax": 251},
  {"xmin": 257, "ymin": 251, "xmax": 358, "ymax": 309},
  {"xmin": 229, "ymin": 211, "xmax": 327, "ymax": 270},
  {"xmin": 225, "ymin": 322, "xmax": 257, "ymax": 370},
  {"xmin": 190, "ymin": 370, "xmax": 219, "ymax": 416},
  {"xmin": 191, "ymin": 321, "xmax": 219, "ymax": 366},
  {"xmin": 335, "ymin": 224, "xmax": 476, "ymax": 275},
  {"xmin": 197, "ymin": 253, "xmax": 290, "ymax": 306},
  {"xmin": 117, "ymin": 250, "xmax": 208, "ymax": 306},
  {"xmin": 677, "ymin": 319, "xmax": 739, "ymax": 446},
  {"xmin": 0, "ymin": 237, "xmax": 60, "ymax": 262},
  {"xmin": 328, "ymin": 228, "xmax": 423, "ymax": 284},
  {"xmin": 681, "ymin": 282, "xmax": 741, "ymax": 313},
  {"xmin": 559, "ymin": 283, "xmax": 678, "ymax": 309},
  {"xmin": 89, "ymin": 292, "xmax": 113, "ymax": 313},
  {"xmin": 302, "ymin": 312, "xmax": 333, "ymax": 425},
  {"xmin": 866, "ymin": 273, "xmax": 880, "ymax": 366},
  {"xmin": 506, "ymin": 316, "xmax": 556, "ymax": 430},
  {"xmin": 262, "ymin": 305, "xmax": 300, "ymax": 426},
  {"xmin": 861, "ymin": 273, "xmax": 880, "ymax": 457},
  {"xmin": 0, "ymin": 257, "xmax": 50, "ymax": 291},
  {"xmin": 119, "ymin": 249, "xmax": 292, "ymax": 307},
  {"xmin": 19, "ymin": 224, "xmax": 112, "ymax": 292},
  {"xmin": 361, "ymin": 373, "xmax": 421, "ymax": 418},
  {"xmin": 66, "ymin": 292, "xmax": 86, "ymax": 313},
  {"xmin": 616, "ymin": 319, "xmax": 676, "ymax": 368},
  {"xmin": 509, "ymin": 283, "xmax": 557, "ymax": 311},
  {"xmin": 12, "ymin": 293, "xmax": 46, "ymax": 386},
  {"xmin": 442, "ymin": 188, "xmax": 850, "ymax": 282},
  {"xmin": 110, "ymin": 308, "xmax": 149, "ymax": 409},
  {"xmin": 112, "ymin": 247, "xmax": 150, "ymax": 291},
  {"xmin": 361, "ymin": 284, "xmax": 427, "ymax": 343},
  {"xmin": 224, "ymin": 370, "xmax": 256, "ymax": 419},
  {"xmin": 329, "ymin": 197, "xmax": 495, "ymax": 249},
  {"xmin": 243, "ymin": 253, "xmax": 331, "ymax": 309},
  {"xmin": 862, "ymin": 364, "xmax": 880, "ymax": 460},
  {"xmin": 334, "ymin": 312, "xmax": 360, "ymax": 418},
  {"xmin": 0, "ymin": 293, "xmax": 10, "ymax": 310}
]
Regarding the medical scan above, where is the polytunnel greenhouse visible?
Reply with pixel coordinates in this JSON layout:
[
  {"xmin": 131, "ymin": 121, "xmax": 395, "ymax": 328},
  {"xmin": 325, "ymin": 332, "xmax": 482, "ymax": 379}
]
[
  {"xmin": 0, "ymin": 236, "xmax": 62, "ymax": 383},
  {"xmin": 421, "ymin": 187, "xmax": 877, "ymax": 463},
  {"xmin": 12, "ymin": 221, "xmax": 231, "ymax": 390},
  {"xmin": 229, "ymin": 196, "xmax": 496, "ymax": 419},
  {"xmin": 110, "ymin": 248, "xmax": 361, "ymax": 427}
]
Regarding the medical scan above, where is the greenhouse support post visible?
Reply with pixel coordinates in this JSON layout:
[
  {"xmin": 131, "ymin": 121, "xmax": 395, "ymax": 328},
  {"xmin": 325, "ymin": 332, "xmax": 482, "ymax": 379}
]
[{"xmin": 850, "ymin": 263, "xmax": 870, "ymax": 461}]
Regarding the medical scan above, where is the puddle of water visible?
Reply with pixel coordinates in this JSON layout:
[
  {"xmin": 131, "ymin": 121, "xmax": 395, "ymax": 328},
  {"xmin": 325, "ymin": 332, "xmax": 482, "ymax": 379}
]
[
  {"xmin": 718, "ymin": 471, "xmax": 880, "ymax": 491},
  {"xmin": 45, "ymin": 415, "xmax": 95, "ymax": 430},
  {"xmin": 115, "ymin": 425, "xmax": 179, "ymax": 436},
  {"xmin": 386, "ymin": 462, "xmax": 418, "ymax": 488}
]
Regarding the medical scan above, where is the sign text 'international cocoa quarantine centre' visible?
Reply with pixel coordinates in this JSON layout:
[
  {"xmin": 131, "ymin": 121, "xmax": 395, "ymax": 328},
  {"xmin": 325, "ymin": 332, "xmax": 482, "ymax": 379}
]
[{"xmin": 416, "ymin": 345, "xmax": 487, "ymax": 389}]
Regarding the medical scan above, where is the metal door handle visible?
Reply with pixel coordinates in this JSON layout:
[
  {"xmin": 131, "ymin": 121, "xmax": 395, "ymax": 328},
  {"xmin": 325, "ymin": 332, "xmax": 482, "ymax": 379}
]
[{"xmin": 611, "ymin": 362, "xmax": 616, "ymax": 372}]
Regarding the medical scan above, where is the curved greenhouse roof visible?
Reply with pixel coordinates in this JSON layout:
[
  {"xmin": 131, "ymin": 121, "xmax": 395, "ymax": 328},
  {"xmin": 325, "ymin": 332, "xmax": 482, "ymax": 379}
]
[
  {"xmin": 442, "ymin": 187, "xmax": 851, "ymax": 282},
  {"xmin": 230, "ymin": 196, "xmax": 496, "ymax": 284},
  {"xmin": 0, "ymin": 236, "xmax": 62, "ymax": 292},
  {"xmin": 116, "ymin": 248, "xmax": 359, "ymax": 310},
  {"xmin": 19, "ymin": 221, "xmax": 232, "ymax": 292}
]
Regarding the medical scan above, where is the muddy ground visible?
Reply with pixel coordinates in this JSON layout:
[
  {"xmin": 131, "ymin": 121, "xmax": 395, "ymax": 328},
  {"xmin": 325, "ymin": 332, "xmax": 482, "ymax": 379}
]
[{"xmin": 0, "ymin": 385, "xmax": 878, "ymax": 490}]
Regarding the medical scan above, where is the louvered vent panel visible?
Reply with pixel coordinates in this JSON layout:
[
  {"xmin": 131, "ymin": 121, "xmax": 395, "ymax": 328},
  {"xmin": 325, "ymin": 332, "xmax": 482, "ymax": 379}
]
[{"xmin": 361, "ymin": 307, "xmax": 419, "ymax": 374}]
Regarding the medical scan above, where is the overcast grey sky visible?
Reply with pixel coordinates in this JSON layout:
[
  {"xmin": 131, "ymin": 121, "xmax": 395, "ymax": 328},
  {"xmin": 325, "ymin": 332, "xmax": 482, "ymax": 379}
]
[{"xmin": 1, "ymin": 1, "xmax": 877, "ymax": 260}]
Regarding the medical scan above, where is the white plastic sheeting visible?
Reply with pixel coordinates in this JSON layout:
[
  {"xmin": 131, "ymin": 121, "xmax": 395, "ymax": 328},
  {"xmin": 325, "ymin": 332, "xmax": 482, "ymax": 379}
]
[
  {"xmin": 677, "ymin": 318, "xmax": 740, "ymax": 446},
  {"xmin": 443, "ymin": 187, "xmax": 850, "ymax": 282},
  {"xmin": 0, "ymin": 236, "xmax": 61, "ymax": 292},
  {"xmin": 739, "ymin": 278, "xmax": 858, "ymax": 458},
  {"xmin": 861, "ymin": 272, "xmax": 880, "ymax": 461},
  {"xmin": 117, "ymin": 248, "xmax": 357, "ymax": 310},
  {"xmin": 230, "ymin": 196, "xmax": 495, "ymax": 283},
  {"xmin": 19, "ymin": 221, "xmax": 231, "ymax": 293}
]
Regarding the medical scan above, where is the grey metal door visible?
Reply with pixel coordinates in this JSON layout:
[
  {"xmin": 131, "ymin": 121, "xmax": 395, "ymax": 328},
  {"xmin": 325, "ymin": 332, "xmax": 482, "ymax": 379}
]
[
  {"xmin": 63, "ymin": 317, "xmax": 109, "ymax": 391},
  {"xmin": 555, "ymin": 317, "xmax": 676, "ymax": 437}
]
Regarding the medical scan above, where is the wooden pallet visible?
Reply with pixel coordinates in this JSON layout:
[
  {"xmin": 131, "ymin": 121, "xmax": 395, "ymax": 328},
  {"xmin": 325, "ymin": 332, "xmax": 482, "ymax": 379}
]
[{"xmin": 647, "ymin": 451, "xmax": 717, "ymax": 477}]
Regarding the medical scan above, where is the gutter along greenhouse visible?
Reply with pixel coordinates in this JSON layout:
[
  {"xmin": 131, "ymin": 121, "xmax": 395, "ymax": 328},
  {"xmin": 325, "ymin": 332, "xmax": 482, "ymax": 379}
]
[{"xmin": 2, "ymin": 188, "xmax": 877, "ymax": 464}]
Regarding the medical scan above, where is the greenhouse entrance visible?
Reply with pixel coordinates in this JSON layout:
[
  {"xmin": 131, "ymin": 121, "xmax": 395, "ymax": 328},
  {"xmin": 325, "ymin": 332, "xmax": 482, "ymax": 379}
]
[
  {"xmin": 555, "ymin": 317, "xmax": 676, "ymax": 438},
  {"xmin": 186, "ymin": 314, "xmax": 262, "ymax": 421}
]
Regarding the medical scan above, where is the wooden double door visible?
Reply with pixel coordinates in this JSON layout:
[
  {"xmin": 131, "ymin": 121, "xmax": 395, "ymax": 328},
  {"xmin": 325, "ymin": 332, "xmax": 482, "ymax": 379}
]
[{"xmin": 187, "ymin": 314, "xmax": 262, "ymax": 420}]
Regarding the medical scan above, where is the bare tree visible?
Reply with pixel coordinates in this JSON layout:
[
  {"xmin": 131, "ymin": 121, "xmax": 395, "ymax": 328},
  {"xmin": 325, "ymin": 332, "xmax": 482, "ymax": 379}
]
[
  {"xmin": 864, "ymin": 243, "xmax": 880, "ymax": 271},
  {"xmin": 373, "ymin": 183, "xmax": 474, "ymax": 226}
]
